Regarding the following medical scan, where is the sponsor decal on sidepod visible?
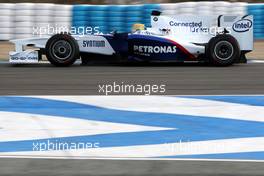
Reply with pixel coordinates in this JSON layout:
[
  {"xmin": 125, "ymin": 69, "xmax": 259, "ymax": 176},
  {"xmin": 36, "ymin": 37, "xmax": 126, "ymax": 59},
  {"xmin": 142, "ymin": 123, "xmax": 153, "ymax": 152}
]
[
  {"xmin": 169, "ymin": 21, "xmax": 203, "ymax": 28},
  {"xmin": 134, "ymin": 45, "xmax": 177, "ymax": 54},
  {"xmin": 232, "ymin": 19, "xmax": 252, "ymax": 32},
  {"xmin": 83, "ymin": 40, "xmax": 106, "ymax": 47}
]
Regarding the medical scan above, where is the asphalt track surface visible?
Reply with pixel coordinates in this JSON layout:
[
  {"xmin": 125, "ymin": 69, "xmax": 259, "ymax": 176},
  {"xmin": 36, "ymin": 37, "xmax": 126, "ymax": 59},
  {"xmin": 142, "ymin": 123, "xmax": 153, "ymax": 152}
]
[
  {"xmin": 1, "ymin": 61, "xmax": 264, "ymax": 175},
  {"xmin": 0, "ymin": 61, "xmax": 264, "ymax": 95},
  {"xmin": 0, "ymin": 157, "xmax": 263, "ymax": 176}
]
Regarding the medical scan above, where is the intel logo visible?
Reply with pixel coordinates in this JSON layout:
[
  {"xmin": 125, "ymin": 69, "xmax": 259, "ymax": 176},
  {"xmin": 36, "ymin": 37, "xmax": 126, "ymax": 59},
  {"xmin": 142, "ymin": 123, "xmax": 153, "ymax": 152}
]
[{"xmin": 232, "ymin": 19, "xmax": 252, "ymax": 32}]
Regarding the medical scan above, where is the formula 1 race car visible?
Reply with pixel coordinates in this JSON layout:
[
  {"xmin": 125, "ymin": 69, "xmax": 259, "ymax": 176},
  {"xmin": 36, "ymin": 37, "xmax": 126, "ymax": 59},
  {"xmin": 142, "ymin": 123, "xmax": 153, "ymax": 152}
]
[{"xmin": 9, "ymin": 11, "xmax": 253, "ymax": 66}]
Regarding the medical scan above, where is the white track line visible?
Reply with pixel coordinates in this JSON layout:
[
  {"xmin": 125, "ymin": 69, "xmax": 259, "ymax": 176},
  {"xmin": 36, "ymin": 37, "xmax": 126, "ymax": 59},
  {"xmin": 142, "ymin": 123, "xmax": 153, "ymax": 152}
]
[
  {"xmin": 1, "ymin": 137, "xmax": 264, "ymax": 158},
  {"xmin": 248, "ymin": 60, "xmax": 264, "ymax": 63},
  {"xmin": 31, "ymin": 96, "xmax": 264, "ymax": 122},
  {"xmin": 0, "ymin": 155, "xmax": 263, "ymax": 162},
  {"xmin": 0, "ymin": 111, "xmax": 170, "ymax": 142},
  {"xmin": 0, "ymin": 59, "xmax": 263, "ymax": 64}
]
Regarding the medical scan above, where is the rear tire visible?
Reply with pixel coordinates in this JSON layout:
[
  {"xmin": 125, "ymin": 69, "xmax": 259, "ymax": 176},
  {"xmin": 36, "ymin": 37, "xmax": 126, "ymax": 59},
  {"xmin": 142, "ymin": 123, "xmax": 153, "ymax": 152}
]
[
  {"xmin": 45, "ymin": 34, "xmax": 79, "ymax": 67},
  {"xmin": 207, "ymin": 34, "xmax": 240, "ymax": 66}
]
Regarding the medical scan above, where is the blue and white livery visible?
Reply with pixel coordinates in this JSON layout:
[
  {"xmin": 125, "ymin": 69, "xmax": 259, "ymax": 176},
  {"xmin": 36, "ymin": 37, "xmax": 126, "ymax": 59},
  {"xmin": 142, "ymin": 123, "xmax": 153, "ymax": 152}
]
[{"xmin": 9, "ymin": 11, "xmax": 253, "ymax": 66}]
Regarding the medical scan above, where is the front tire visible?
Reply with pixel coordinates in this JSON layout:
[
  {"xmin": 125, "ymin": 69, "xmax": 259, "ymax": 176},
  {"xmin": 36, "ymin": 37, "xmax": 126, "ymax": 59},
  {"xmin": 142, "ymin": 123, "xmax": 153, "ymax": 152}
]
[
  {"xmin": 45, "ymin": 34, "xmax": 79, "ymax": 66},
  {"xmin": 207, "ymin": 34, "xmax": 240, "ymax": 66}
]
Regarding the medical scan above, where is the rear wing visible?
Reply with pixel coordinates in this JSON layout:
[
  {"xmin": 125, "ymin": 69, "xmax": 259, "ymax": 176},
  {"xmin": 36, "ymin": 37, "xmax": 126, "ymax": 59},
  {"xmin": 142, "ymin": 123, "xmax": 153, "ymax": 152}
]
[
  {"xmin": 218, "ymin": 15, "xmax": 253, "ymax": 51},
  {"xmin": 150, "ymin": 11, "xmax": 253, "ymax": 51}
]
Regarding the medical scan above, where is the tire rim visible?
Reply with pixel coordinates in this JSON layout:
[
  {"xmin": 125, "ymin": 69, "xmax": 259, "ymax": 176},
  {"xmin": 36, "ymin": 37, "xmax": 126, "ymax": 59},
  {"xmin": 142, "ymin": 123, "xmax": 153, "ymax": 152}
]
[
  {"xmin": 51, "ymin": 40, "xmax": 72, "ymax": 60},
  {"xmin": 214, "ymin": 41, "xmax": 234, "ymax": 61}
]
